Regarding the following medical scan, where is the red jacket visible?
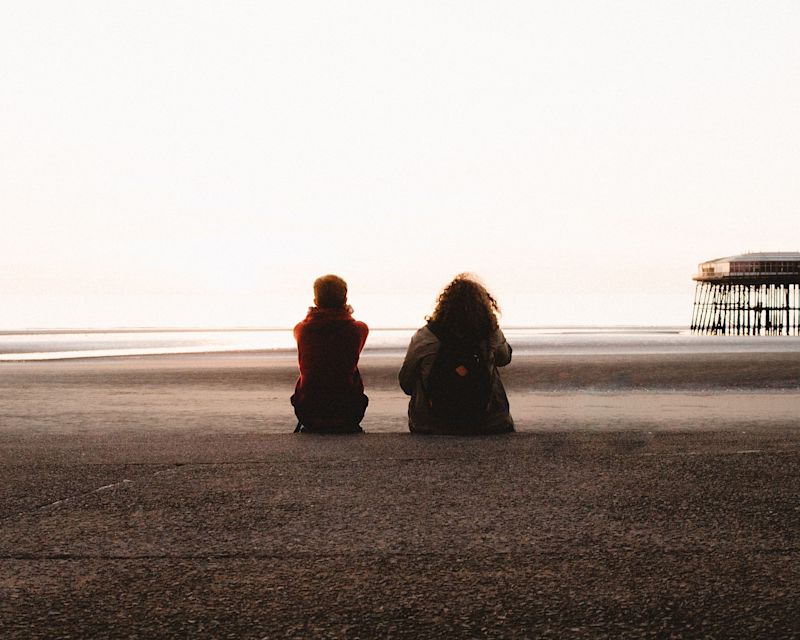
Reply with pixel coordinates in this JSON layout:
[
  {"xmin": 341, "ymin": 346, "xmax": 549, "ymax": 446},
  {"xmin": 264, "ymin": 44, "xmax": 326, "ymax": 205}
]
[{"xmin": 292, "ymin": 307, "xmax": 369, "ymax": 410}]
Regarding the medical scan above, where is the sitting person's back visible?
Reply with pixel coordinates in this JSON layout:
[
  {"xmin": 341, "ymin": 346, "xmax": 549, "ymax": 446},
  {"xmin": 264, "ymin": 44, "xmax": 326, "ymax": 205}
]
[
  {"xmin": 292, "ymin": 274, "xmax": 369, "ymax": 433},
  {"xmin": 398, "ymin": 273, "xmax": 513, "ymax": 435}
]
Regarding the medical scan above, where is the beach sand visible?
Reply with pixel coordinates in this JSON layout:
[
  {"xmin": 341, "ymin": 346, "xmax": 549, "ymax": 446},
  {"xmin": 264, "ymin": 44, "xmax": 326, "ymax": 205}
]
[
  {"xmin": 1, "ymin": 352, "xmax": 799, "ymax": 637},
  {"xmin": 1, "ymin": 351, "xmax": 799, "ymax": 435}
]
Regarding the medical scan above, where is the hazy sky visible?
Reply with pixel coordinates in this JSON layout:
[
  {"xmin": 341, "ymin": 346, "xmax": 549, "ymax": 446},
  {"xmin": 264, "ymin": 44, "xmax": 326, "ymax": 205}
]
[{"xmin": 3, "ymin": 1, "xmax": 799, "ymax": 328}]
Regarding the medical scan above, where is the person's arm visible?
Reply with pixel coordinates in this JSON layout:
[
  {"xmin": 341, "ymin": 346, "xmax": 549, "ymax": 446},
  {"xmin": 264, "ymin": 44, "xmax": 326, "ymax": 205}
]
[
  {"xmin": 355, "ymin": 321, "xmax": 369, "ymax": 354},
  {"xmin": 293, "ymin": 322, "xmax": 304, "ymax": 368},
  {"xmin": 398, "ymin": 330, "xmax": 423, "ymax": 395},
  {"xmin": 491, "ymin": 328, "xmax": 512, "ymax": 367}
]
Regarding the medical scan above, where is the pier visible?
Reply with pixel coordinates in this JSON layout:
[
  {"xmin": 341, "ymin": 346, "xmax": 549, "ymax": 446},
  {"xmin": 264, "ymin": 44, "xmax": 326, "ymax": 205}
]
[{"xmin": 691, "ymin": 253, "xmax": 800, "ymax": 335}]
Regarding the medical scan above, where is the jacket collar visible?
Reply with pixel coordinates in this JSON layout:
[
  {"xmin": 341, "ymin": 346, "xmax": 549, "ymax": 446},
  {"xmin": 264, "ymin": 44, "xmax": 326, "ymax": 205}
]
[{"xmin": 305, "ymin": 306, "xmax": 354, "ymax": 321}]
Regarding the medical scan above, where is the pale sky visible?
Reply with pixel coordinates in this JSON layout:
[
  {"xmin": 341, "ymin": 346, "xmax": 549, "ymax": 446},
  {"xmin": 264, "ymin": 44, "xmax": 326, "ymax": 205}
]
[{"xmin": 2, "ymin": 1, "xmax": 799, "ymax": 329}]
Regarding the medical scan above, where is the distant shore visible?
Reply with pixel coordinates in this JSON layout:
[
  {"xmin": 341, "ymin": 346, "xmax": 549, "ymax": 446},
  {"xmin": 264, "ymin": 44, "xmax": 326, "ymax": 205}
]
[{"xmin": 4, "ymin": 325, "xmax": 800, "ymax": 362}]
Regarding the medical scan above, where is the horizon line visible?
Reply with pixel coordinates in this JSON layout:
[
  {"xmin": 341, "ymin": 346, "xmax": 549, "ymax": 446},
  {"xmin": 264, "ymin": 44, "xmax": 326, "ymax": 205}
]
[{"xmin": 0, "ymin": 324, "xmax": 690, "ymax": 336}]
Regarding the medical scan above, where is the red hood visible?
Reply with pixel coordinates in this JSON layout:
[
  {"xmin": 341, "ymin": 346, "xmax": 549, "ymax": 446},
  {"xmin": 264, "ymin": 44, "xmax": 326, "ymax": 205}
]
[
  {"xmin": 299, "ymin": 306, "xmax": 355, "ymax": 329},
  {"xmin": 293, "ymin": 308, "xmax": 369, "ymax": 391}
]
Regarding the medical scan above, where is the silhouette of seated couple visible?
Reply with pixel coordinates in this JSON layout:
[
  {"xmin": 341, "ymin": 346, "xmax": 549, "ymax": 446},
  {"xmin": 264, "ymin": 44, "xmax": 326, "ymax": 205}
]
[{"xmin": 291, "ymin": 273, "xmax": 513, "ymax": 435}]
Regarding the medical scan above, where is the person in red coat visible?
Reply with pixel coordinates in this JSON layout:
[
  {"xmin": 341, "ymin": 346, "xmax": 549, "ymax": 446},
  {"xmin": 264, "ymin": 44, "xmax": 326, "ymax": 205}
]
[{"xmin": 291, "ymin": 275, "xmax": 369, "ymax": 433}]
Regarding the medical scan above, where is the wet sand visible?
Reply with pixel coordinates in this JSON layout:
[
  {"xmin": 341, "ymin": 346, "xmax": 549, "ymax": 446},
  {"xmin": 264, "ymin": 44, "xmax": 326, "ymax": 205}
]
[
  {"xmin": 1, "ymin": 351, "xmax": 799, "ymax": 435},
  {"xmin": 1, "ymin": 352, "xmax": 799, "ymax": 637}
]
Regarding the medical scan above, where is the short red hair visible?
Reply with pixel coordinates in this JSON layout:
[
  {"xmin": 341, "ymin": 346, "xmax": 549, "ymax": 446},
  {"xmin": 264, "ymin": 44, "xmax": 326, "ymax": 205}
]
[{"xmin": 313, "ymin": 274, "xmax": 348, "ymax": 309}]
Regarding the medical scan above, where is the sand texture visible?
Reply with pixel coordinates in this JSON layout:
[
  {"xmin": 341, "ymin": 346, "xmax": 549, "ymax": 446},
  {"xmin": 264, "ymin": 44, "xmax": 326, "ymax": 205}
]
[{"xmin": 1, "ymin": 352, "xmax": 799, "ymax": 435}]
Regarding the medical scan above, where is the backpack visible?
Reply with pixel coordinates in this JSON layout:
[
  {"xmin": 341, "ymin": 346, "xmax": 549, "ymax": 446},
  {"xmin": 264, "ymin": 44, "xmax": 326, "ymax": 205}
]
[{"xmin": 425, "ymin": 322, "xmax": 492, "ymax": 427}]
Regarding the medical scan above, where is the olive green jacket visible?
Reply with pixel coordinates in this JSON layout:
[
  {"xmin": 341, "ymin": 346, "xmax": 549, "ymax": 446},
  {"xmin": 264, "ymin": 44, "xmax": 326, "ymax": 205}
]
[{"xmin": 398, "ymin": 326, "xmax": 514, "ymax": 434}]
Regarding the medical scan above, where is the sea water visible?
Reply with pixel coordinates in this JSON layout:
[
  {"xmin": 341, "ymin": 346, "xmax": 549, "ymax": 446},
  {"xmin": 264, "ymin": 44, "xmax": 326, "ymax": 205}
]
[{"xmin": 1, "ymin": 327, "xmax": 800, "ymax": 361}]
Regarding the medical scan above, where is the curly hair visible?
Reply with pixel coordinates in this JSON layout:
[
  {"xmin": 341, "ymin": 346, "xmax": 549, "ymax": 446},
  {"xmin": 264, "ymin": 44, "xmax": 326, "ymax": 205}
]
[{"xmin": 426, "ymin": 273, "xmax": 500, "ymax": 338}]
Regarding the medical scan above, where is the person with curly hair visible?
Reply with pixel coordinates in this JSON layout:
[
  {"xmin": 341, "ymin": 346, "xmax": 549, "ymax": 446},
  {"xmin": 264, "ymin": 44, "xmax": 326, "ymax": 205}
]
[
  {"xmin": 398, "ymin": 274, "xmax": 514, "ymax": 434},
  {"xmin": 292, "ymin": 275, "xmax": 369, "ymax": 433}
]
